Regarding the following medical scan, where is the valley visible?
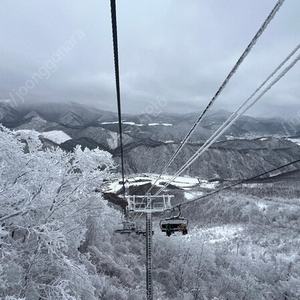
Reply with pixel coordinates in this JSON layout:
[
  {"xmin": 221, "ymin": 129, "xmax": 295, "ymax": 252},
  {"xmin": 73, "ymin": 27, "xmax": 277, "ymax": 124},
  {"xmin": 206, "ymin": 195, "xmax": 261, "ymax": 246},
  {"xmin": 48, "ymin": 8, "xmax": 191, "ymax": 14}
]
[{"xmin": 1, "ymin": 101, "xmax": 300, "ymax": 299}]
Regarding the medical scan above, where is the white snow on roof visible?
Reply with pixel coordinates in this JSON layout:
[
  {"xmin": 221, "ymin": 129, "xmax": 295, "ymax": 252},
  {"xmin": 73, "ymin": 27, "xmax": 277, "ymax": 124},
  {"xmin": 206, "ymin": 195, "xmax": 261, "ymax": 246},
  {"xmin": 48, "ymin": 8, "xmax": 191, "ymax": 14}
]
[{"xmin": 41, "ymin": 131, "xmax": 71, "ymax": 144}]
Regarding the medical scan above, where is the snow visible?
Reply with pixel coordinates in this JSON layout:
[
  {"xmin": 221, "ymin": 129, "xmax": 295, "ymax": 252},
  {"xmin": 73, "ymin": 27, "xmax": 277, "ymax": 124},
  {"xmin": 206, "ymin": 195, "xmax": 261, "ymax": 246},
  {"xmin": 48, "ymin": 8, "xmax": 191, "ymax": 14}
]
[
  {"xmin": 148, "ymin": 123, "xmax": 172, "ymax": 126},
  {"xmin": 127, "ymin": 177, "xmax": 152, "ymax": 187},
  {"xmin": 184, "ymin": 192, "xmax": 195, "ymax": 200},
  {"xmin": 127, "ymin": 176, "xmax": 152, "ymax": 183},
  {"xmin": 106, "ymin": 174, "xmax": 223, "ymax": 193},
  {"xmin": 157, "ymin": 175, "xmax": 199, "ymax": 188},
  {"xmin": 100, "ymin": 121, "xmax": 173, "ymax": 127},
  {"xmin": 225, "ymin": 135, "xmax": 272, "ymax": 141},
  {"xmin": 16, "ymin": 129, "xmax": 72, "ymax": 145},
  {"xmin": 241, "ymin": 183, "xmax": 261, "ymax": 188},
  {"xmin": 199, "ymin": 180, "xmax": 219, "ymax": 189},
  {"xmin": 288, "ymin": 138, "xmax": 300, "ymax": 146},
  {"xmin": 105, "ymin": 181, "xmax": 124, "ymax": 193},
  {"xmin": 104, "ymin": 174, "xmax": 221, "ymax": 194},
  {"xmin": 40, "ymin": 130, "xmax": 71, "ymax": 144},
  {"xmin": 15, "ymin": 129, "xmax": 35, "ymax": 134},
  {"xmin": 101, "ymin": 121, "xmax": 118, "ymax": 125},
  {"xmin": 105, "ymin": 174, "xmax": 201, "ymax": 193},
  {"xmin": 204, "ymin": 225, "xmax": 243, "ymax": 244},
  {"xmin": 101, "ymin": 121, "xmax": 145, "ymax": 126},
  {"xmin": 107, "ymin": 131, "xmax": 118, "ymax": 149},
  {"xmin": 225, "ymin": 135, "xmax": 235, "ymax": 140},
  {"xmin": 104, "ymin": 177, "xmax": 149, "ymax": 193},
  {"xmin": 14, "ymin": 129, "xmax": 40, "ymax": 139},
  {"xmin": 184, "ymin": 191, "xmax": 203, "ymax": 200},
  {"xmin": 256, "ymin": 201, "xmax": 267, "ymax": 210},
  {"xmin": 185, "ymin": 225, "xmax": 243, "ymax": 244},
  {"xmin": 104, "ymin": 176, "xmax": 152, "ymax": 193}
]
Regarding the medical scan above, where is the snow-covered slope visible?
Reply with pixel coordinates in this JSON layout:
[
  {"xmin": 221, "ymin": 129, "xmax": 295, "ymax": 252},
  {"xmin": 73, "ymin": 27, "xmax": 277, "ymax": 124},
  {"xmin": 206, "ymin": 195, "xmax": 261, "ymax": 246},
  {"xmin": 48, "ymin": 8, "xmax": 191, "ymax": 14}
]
[
  {"xmin": 14, "ymin": 129, "xmax": 71, "ymax": 145},
  {"xmin": 104, "ymin": 174, "xmax": 219, "ymax": 193},
  {"xmin": 41, "ymin": 130, "xmax": 71, "ymax": 144},
  {"xmin": 115, "ymin": 137, "xmax": 300, "ymax": 180},
  {"xmin": 2, "ymin": 102, "xmax": 300, "ymax": 181}
]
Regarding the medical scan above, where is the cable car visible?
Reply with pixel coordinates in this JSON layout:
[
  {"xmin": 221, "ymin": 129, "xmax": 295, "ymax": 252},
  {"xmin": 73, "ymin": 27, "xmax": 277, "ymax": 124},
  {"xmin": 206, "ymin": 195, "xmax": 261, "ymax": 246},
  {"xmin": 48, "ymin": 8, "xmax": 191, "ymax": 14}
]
[
  {"xmin": 114, "ymin": 221, "xmax": 136, "ymax": 235},
  {"xmin": 159, "ymin": 206, "xmax": 188, "ymax": 236},
  {"xmin": 160, "ymin": 217, "xmax": 188, "ymax": 236}
]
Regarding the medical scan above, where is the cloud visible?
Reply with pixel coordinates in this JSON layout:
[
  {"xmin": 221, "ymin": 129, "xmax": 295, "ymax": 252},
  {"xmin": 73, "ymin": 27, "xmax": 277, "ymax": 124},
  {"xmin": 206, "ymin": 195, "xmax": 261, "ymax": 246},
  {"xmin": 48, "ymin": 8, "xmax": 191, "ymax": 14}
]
[{"xmin": 0, "ymin": 0, "xmax": 299, "ymax": 118}]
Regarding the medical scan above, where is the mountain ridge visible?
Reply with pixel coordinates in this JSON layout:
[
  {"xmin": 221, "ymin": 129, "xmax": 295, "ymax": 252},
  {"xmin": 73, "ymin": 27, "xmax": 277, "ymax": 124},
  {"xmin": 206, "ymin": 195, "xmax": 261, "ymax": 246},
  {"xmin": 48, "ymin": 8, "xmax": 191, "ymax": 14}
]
[{"xmin": 1, "ymin": 101, "xmax": 300, "ymax": 180}]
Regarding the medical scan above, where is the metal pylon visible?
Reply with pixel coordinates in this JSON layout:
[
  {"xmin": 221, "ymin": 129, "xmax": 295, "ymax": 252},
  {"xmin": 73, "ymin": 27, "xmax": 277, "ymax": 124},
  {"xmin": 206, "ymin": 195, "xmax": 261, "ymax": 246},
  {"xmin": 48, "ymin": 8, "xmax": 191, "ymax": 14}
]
[
  {"xmin": 125, "ymin": 193, "xmax": 173, "ymax": 299},
  {"xmin": 146, "ymin": 194, "xmax": 153, "ymax": 300}
]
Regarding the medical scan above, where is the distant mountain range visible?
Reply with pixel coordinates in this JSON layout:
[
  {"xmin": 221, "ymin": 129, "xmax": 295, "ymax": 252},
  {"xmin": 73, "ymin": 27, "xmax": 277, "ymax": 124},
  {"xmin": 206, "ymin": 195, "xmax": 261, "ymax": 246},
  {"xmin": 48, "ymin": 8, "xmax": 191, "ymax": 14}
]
[{"xmin": 1, "ymin": 101, "xmax": 300, "ymax": 180}]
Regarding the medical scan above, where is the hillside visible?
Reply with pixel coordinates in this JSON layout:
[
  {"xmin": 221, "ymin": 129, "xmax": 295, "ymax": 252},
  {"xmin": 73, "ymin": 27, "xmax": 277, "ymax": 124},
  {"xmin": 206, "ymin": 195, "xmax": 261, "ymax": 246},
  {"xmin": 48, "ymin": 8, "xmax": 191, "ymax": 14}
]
[
  {"xmin": 1, "ymin": 102, "xmax": 300, "ymax": 181},
  {"xmin": 1, "ymin": 126, "xmax": 300, "ymax": 299},
  {"xmin": 1, "ymin": 103, "xmax": 300, "ymax": 299}
]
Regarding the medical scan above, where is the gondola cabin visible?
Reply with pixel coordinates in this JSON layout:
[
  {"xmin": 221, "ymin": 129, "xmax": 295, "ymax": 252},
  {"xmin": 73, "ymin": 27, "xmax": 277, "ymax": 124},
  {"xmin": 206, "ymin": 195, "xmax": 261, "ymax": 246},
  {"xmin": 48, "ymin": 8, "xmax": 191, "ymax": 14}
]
[{"xmin": 160, "ymin": 217, "xmax": 188, "ymax": 236}]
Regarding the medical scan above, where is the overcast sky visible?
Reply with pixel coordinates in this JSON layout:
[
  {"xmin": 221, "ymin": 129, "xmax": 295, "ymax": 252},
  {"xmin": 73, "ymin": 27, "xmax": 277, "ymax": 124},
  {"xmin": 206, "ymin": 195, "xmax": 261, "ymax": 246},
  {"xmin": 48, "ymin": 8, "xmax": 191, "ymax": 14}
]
[{"xmin": 0, "ymin": 0, "xmax": 299, "ymax": 118}]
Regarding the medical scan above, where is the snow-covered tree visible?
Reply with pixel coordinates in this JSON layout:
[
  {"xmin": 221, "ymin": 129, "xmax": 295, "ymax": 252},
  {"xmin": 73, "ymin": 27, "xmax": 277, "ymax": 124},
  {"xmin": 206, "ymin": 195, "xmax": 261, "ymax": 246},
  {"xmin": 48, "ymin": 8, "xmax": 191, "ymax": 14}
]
[{"xmin": 0, "ymin": 126, "xmax": 114, "ymax": 299}]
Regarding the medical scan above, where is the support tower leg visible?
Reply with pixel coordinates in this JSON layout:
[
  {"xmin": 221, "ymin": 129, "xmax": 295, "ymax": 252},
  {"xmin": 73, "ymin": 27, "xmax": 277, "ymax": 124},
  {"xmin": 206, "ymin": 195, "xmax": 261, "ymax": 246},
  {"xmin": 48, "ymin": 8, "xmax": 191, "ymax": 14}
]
[{"xmin": 146, "ymin": 194, "xmax": 153, "ymax": 300}]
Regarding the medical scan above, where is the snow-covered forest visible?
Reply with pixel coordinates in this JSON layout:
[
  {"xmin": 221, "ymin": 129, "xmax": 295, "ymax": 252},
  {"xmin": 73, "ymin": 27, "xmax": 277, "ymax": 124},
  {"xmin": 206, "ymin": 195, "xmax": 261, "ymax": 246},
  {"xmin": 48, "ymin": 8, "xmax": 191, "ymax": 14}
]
[
  {"xmin": 1, "ymin": 125, "xmax": 300, "ymax": 299},
  {"xmin": 1, "ymin": 0, "xmax": 300, "ymax": 297}
]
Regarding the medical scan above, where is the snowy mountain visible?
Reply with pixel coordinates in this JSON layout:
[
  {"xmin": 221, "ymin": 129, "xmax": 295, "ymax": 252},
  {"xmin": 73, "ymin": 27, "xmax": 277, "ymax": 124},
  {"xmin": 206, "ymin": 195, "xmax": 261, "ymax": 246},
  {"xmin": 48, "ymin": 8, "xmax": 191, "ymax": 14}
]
[
  {"xmin": 0, "ymin": 101, "xmax": 23, "ymax": 123},
  {"xmin": 2, "ymin": 106, "xmax": 300, "ymax": 299},
  {"xmin": 114, "ymin": 137, "xmax": 300, "ymax": 180},
  {"xmin": 1, "ymin": 101, "xmax": 300, "ymax": 180},
  {"xmin": 1, "ymin": 101, "xmax": 298, "ymax": 137}
]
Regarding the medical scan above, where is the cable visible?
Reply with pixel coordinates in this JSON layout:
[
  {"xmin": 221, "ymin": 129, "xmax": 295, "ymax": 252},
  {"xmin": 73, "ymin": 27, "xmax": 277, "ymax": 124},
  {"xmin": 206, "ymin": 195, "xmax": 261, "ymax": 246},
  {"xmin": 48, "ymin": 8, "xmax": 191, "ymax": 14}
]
[
  {"xmin": 173, "ymin": 158, "xmax": 300, "ymax": 209},
  {"xmin": 154, "ymin": 48, "xmax": 300, "ymax": 197},
  {"xmin": 110, "ymin": 0, "xmax": 125, "ymax": 196},
  {"xmin": 151, "ymin": 157, "xmax": 300, "ymax": 224},
  {"xmin": 143, "ymin": 0, "xmax": 286, "ymax": 197},
  {"xmin": 154, "ymin": 52, "xmax": 300, "ymax": 196},
  {"xmin": 133, "ymin": 0, "xmax": 286, "ymax": 223}
]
